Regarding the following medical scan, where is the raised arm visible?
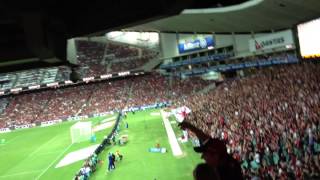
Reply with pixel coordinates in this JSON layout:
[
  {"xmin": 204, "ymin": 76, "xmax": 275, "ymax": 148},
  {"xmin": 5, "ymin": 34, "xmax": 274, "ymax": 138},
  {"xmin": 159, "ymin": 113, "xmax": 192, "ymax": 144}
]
[{"xmin": 178, "ymin": 121, "xmax": 210, "ymax": 142}]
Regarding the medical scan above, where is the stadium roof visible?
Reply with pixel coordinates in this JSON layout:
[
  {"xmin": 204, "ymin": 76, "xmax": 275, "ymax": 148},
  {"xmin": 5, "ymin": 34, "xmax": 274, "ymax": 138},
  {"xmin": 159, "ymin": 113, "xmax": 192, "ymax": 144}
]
[
  {"xmin": 124, "ymin": 0, "xmax": 320, "ymax": 34},
  {"xmin": 0, "ymin": 0, "xmax": 246, "ymax": 64}
]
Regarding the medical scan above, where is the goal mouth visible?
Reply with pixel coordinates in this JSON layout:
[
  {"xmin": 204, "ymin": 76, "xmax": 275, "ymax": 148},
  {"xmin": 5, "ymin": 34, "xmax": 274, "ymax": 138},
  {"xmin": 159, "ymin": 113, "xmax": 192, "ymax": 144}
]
[{"xmin": 70, "ymin": 121, "xmax": 92, "ymax": 144}]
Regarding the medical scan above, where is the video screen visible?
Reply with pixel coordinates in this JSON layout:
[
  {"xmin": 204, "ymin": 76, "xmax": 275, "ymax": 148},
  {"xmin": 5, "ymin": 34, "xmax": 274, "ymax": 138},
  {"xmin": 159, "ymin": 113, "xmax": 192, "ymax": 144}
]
[{"xmin": 297, "ymin": 17, "xmax": 320, "ymax": 59}]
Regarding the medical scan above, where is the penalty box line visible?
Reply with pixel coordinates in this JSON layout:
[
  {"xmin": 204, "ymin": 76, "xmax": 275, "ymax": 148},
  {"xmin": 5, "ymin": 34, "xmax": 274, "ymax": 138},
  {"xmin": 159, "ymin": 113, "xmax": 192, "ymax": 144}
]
[{"xmin": 34, "ymin": 143, "xmax": 73, "ymax": 180}]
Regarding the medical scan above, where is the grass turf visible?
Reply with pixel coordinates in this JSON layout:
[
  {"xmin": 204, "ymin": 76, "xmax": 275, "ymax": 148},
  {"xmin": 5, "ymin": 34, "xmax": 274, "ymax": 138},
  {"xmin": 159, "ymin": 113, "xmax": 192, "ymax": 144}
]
[
  {"xmin": 0, "ymin": 114, "xmax": 116, "ymax": 180},
  {"xmin": 91, "ymin": 109, "xmax": 202, "ymax": 180},
  {"xmin": 0, "ymin": 109, "xmax": 202, "ymax": 180}
]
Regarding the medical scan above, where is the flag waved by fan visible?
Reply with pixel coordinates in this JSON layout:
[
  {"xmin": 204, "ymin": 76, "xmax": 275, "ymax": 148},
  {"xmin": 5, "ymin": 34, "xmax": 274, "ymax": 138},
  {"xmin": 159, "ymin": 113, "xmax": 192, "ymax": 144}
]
[{"xmin": 171, "ymin": 106, "xmax": 191, "ymax": 123}]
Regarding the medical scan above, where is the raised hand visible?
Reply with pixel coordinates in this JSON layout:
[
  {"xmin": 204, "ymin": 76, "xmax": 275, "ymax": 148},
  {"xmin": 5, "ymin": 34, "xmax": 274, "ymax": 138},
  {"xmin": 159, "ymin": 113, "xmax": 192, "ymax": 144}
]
[{"xmin": 178, "ymin": 121, "xmax": 210, "ymax": 141}]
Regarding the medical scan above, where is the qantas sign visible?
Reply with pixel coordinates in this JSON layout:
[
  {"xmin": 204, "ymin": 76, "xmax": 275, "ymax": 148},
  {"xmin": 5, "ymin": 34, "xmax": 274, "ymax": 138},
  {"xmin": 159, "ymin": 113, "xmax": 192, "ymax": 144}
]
[{"xmin": 249, "ymin": 30, "xmax": 294, "ymax": 52}]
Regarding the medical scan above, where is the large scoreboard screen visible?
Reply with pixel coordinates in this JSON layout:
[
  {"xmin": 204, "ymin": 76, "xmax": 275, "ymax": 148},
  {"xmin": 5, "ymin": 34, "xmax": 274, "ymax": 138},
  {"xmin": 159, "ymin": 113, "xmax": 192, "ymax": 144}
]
[{"xmin": 297, "ymin": 17, "xmax": 320, "ymax": 59}]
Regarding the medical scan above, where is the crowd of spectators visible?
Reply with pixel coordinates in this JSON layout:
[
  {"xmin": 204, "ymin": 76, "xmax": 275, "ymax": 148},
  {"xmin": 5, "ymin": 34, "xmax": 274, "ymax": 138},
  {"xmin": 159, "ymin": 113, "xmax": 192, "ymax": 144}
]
[
  {"xmin": 75, "ymin": 153, "xmax": 98, "ymax": 180},
  {"xmin": 79, "ymin": 79, "xmax": 131, "ymax": 115},
  {"xmin": 106, "ymin": 44, "xmax": 159, "ymax": 73},
  {"xmin": 126, "ymin": 74, "xmax": 211, "ymax": 108},
  {"xmin": 0, "ymin": 74, "xmax": 211, "ymax": 128},
  {"xmin": 75, "ymin": 40, "xmax": 159, "ymax": 77},
  {"xmin": 110, "ymin": 56, "xmax": 153, "ymax": 72},
  {"xmin": 105, "ymin": 43, "xmax": 139, "ymax": 58},
  {"xmin": 235, "ymin": 51, "xmax": 296, "ymax": 63},
  {"xmin": 181, "ymin": 62, "xmax": 320, "ymax": 179},
  {"xmin": 1, "ymin": 52, "xmax": 320, "ymax": 179},
  {"xmin": 174, "ymin": 51, "xmax": 297, "ymax": 75},
  {"xmin": 76, "ymin": 40, "xmax": 158, "ymax": 77},
  {"xmin": 75, "ymin": 40, "xmax": 107, "ymax": 77}
]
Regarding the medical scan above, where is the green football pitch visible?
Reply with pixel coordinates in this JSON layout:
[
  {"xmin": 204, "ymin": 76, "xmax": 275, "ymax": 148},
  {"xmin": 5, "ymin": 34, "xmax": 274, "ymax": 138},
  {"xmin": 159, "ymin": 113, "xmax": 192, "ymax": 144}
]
[{"xmin": 0, "ymin": 109, "xmax": 202, "ymax": 180}]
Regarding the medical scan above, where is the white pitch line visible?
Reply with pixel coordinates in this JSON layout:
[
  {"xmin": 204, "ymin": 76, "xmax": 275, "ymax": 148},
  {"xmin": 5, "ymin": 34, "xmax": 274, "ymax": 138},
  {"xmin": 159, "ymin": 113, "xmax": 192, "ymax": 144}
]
[
  {"xmin": 1, "ymin": 135, "xmax": 62, "ymax": 175},
  {"xmin": 101, "ymin": 116, "xmax": 117, "ymax": 123},
  {"xmin": 93, "ymin": 121, "xmax": 115, "ymax": 132},
  {"xmin": 5, "ymin": 135, "xmax": 21, "ymax": 143},
  {"xmin": 160, "ymin": 110, "xmax": 183, "ymax": 156},
  {"xmin": 0, "ymin": 170, "xmax": 42, "ymax": 178},
  {"xmin": 27, "ymin": 135, "xmax": 61, "ymax": 159},
  {"xmin": 0, "ymin": 135, "xmax": 21, "ymax": 148},
  {"xmin": 34, "ymin": 143, "xmax": 73, "ymax": 180},
  {"xmin": 37, "ymin": 150, "xmax": 63, "ymax": 156}
]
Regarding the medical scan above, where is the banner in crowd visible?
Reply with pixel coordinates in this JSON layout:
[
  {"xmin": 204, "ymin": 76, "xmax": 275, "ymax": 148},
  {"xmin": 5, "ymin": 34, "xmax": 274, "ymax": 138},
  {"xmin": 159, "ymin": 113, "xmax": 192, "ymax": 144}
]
[
  {"xmin": 0, "ymin": 128, "xmax": 10, "ymax": 134},
  {"xmin": 178, "ymin": 35, "xmax": 214, "ymax": 54},
  {"xmin": 67, "ymin": 115, "xmax": 89, "ymax": 121},
  {"xmin": 41, "ymin": 119, "xmax": 63, "ymax": 127},
  {"xmin": 15, "ymin": 124, "xmax": 36, "ymax": 129},
  {"xmin": 92, "ymin": 111, "xmax": 114, "ymax": 117},
  {"xmin": 249, "ymin": 30, "xmax": 294, "ymax": 52}
]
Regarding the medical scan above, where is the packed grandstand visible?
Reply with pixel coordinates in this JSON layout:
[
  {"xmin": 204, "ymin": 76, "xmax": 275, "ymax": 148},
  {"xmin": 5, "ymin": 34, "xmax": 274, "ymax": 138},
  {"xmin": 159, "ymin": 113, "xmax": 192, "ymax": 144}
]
[
  {"xmin": 1, "ymin": 48, "xmax": 320, "ymax": 179},
  {"xmin": 1, "ymin": 1, "xmax": 320, "ymax": 180}
]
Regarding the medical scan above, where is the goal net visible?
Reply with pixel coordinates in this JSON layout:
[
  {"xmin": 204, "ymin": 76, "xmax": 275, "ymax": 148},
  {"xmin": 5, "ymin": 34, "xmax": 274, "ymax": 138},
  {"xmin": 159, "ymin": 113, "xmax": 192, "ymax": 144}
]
[{"xmin": 70, "ymin": 121, "xmax": 92, "ymax": 143}]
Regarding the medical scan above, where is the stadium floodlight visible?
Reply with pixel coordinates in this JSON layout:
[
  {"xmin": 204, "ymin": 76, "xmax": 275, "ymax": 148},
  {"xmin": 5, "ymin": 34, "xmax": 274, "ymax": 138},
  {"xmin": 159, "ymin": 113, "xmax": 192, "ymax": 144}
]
[{"xmin": 70, "ymin": 122, "xmax": 92, "ymax": 143}]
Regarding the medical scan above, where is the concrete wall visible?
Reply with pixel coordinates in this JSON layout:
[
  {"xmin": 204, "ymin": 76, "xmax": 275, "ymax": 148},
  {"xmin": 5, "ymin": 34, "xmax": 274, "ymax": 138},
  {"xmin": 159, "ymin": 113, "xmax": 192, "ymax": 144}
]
[
  {"xmin": 159, "ymin": 33, "xmax": 179, "ymax": 58},
  {"xmin": 214, "ymin": 34, "xmax": 233, "ymax": 48},
  {"xmin": 106, "ymin": 32, "xmax": 159, "ymax": 49},
  {"xmin": 67, "ymin": 38, "xmax": 77, "ymax": 64}
]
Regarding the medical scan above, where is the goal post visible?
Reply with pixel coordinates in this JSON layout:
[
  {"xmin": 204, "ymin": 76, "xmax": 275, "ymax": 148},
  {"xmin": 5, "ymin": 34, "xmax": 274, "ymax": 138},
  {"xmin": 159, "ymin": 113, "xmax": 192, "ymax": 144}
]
[{"xmin": 70, "ymin": 122, "xmax": 92, "ymax": 143}]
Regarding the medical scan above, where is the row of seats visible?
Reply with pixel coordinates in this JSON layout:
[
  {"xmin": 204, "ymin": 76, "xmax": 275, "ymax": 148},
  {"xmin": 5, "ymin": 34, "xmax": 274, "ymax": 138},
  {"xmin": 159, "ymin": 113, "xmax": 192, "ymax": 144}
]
[
  {"xmin": 0, "ymin": 66, "xmax": 70, "ymax": 91},
  {"xmin": 75, "ymin": 40, "xmax": 159, "ymax": 77},
  {"xmin": 180, "ymin": 53, "xmax": 298, "ymax": 77},
  {"xmin": 161, "ymin": 53, "xmax": 233, "ymax": 69}
]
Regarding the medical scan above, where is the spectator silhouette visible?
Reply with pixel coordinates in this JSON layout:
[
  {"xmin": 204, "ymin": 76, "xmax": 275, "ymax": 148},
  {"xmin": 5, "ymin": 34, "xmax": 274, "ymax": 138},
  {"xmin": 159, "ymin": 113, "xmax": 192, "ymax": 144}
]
[
  {"xmin": 180, "ymin": 121, "xmax": 243, "ymax": 180},
  {"xmin": 193, "ymin": 163, "xmax": 220, "ymax": 180}
]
